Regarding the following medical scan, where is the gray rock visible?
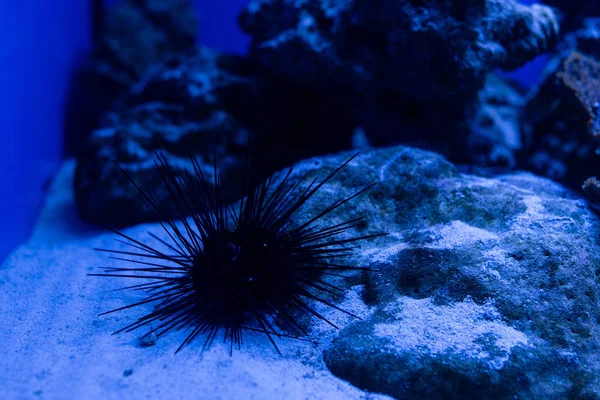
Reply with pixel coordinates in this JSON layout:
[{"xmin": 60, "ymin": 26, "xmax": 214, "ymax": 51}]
[
  {"xmin": 75, "ymin": 47, "xmax": 356, "ymax": 227},
  {"xmin": 523, "ymin": 19, "xmax": 600, "ymax": 189},
  {"xmin": 583, "ymin": 176, "xmax": 600, "ymax": 213},
  {"xmin": 64, "ymin": 0, "xmax": 199, "ymax": 156},
  {"xmin": 75, "ymin": 48, "xmax": 252, "ymax": 226},
  {"xmin": 239, "ymin": 0, "xmax": 556, "ymax": 167},
  {"xmin": 284, "ymin": 146, "xmax": 600, "ymax": 399},
  {"xmin": 94, "ymin": 0, "xmax": 198, "ymax": 89},
  {"xmin": 240, "ymin": 0, "xmax": 558, "ymax": 104},
  {"xmin": 76, "ymin": 0, "xmax": 561, "ymax": 228},
  {"xmin": 463, "ymin": 74, "xmax": 525, "ymax": 168}
]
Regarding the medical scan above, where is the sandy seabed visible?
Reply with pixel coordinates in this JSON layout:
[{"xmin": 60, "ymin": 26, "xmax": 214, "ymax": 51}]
[{"xmin": 0, "ymin": 161, "xmax": 391, "ymax": 400}]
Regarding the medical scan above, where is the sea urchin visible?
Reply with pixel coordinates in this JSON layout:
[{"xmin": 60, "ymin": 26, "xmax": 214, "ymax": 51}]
[{"xmin": 91, "ymin": 152, "xmax": 384, "ymax": 354}]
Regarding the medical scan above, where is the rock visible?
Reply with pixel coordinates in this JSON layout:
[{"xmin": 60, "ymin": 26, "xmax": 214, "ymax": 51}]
[
  {"xmin": 75, "ymin": 48, "xmax": 355, "ymax": 227},
  {"xmin": 239, "ymin": 0, "xmax": 557, "ymax": 167},
  {"xmin": 240, "ymin": 0, "xmax": 558, "ymax": 105},
  {"xmin": 463, "ymin": 74, "xmax": 525, "ymax": 168},
  {"xmin": 94, "ymin": 0, "xmax": 198, "ymax": 90},
  {"xmin": 294, "ymin": 146, "xmax": 599, "ymax": 399},
  {"xmin": 75, "ymin": 48, "xmax": 251, "ymax": 226},
  {"xmin": 76, "ymin": 0, "xmax": 562, "ymax": 227},
  {"xmin": 583, "ymin": 176, "xmax": 600, "ymax": 212},
  {"xmin": 557, "ymin": 52, "xmax": 600, "ymax": 140},
  {"xmin": 64, "ymin": 0, "xmax": 199, "ymax": 156},
  {"xmin": 523, "ymin": 19, "xmax": 600, "ymax": 188}
]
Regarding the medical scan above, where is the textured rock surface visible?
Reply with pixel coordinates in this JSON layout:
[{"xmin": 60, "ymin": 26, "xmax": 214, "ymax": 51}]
[
  {"xmin": 94, "ymin": 0, "xmax": 198, "ymax": 90},
  {"xmin": 240, "ymin": 0, "xmax": 558, "ymax": 104},
  {"xmin": 583, "ymin": 176, "xmax": 600, "ymax": 212},
  {"xmin": 64, "ymin": 0, "xmax": 199, "ymax": 156},
  {"xmin": 523, "ymin": 19, "xmax": 600, "ymax": 188},
  {"xmin": 296, "ymin": 147, "xmax": 599, "ymax": 399},
  {"xmin": 557, "ymin": 52, "xmax": 600, "ymax": 139},
  {"xmin": 238, "ymin": 0, "xmax": 557, "ymax": 167},
  {"xmin": 75, "ymin": 48, "xmax": 251, "ymax": 226},
  {"xmin": 6, "ymin": 146, "xmax": 600, "ymax": 398},
  {"xmin": 75, "ymin": 47, "xmax": 355, "ymax": 226},
  {"xmin": 463, "ymin": 74, "xmax": 525, "ymax": 168},
  {"xmin": 76, "ymin": 0, "xmax": 562, "ymax": 227}
]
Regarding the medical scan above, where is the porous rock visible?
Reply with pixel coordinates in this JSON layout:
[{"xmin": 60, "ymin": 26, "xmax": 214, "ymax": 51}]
[
  {"xmin": 75, "ymin": 47, "xmax": 355, "ymax": 226},
  {"xmin": 64, "ymin": 0, "xmax": 199, "ymax": 156},
  {"xmin": 94, "ymin": 0, "xmax": 198, "ymax": 90},
  {"xmin": 462, "ymin": 74, "xmax": 525, "ymax": 168},
  {"xmin": 583, "ymin": 176, "xmax": 600, "ymax": 212},
  {"xmin": 239, "ymin": 0, "xmax": 557, "ymax": 165},
  {"xmin": 523, "ymin": 19, "xmax": 600, "ymax": 189},
  {"xmin": 75, "ymin": 48, "xmax": 252, "ymax": 226},
  {"xmin": 77, "ymin": 0, "xmax": 560, "ymax": 227},
  {"xmin": 282, "ymin": 146, "xmax": 600, "ymax": 399},
  {"xmin": 240, "ymin": 0, "xmax": 558, "ymax": 105}
]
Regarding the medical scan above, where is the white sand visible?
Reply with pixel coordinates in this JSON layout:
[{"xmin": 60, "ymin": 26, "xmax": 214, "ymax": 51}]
[{"xmin": 0, "ymin": 161, "xmax": 392, "ymax": 400}]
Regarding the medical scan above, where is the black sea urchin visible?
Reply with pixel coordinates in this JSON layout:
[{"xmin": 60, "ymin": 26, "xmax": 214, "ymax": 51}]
[{"xmin": 91, "ymin": 152, "xmax": 384, "ymax": 354}]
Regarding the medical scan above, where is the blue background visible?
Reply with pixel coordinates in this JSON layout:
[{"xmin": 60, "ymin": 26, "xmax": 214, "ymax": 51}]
[
  {"xmin": 0, "ymin": 0, "xmax": 544, "ymax": 262},
  {"xmin": 0, "ymin": 2, "xmax": 92, "ymax": 260}
]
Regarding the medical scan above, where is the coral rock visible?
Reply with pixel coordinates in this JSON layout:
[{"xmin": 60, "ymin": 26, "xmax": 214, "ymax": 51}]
[
  {"xmin": 64, "ymin": 0, "xmax": 200, "ymax": 156},
  {"xmin": 464, "ymin": 74, "xmax": 525, "ymax": 168},
  {"xmin": 238, "ymin": 0, "xmax": 556, "ymax": 169},
  {"xmin": 75, "ymin": 48, "xmax": 252, "ymax": 226},
  {"xmin": 557, "ymin": 52, "xmax": 600, "ymax": 139},
  {"xmin": 240, "ymin": 0, "xmax": 558, "ymax": 104},
  {"xmin": 523, "ymin": 20, "xmax": 600, "ymax": 188},
  {"xmin": 75, "ymin": 48, "xmax": 355, "ymax": 226},
  {"xmin": 94, "ymin": 0, "xmax": 198, "ymax": 89}
]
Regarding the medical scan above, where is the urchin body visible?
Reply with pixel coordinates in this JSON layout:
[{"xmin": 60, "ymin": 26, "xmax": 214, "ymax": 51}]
[
  {"xmin": 196, "ymin": 223, "xmax": 294, "ymax": 308},
  {"xmin": 92, "ymin": 153, "xmax": 383, "ymax": 354}
]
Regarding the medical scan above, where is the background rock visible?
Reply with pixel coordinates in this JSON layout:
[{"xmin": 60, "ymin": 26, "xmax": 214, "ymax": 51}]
[
  {"xmin": 522, "ymin": 19, "xmax": 600, "ymax": 188},
  {"xmin": 462, "ymin": 74, "xmax": 526, "ymax": 168},
  {"xmin": 75, "ymin": 47, "xmax": 355, "ymax": 226},
  {"xmin": 76, "ymin": 0, "xmax": 560, "ymax": 227},
  {"xmin": 94, "ymin": 0, "xmax": 198, "ymax": 90},
  {"xmin": 65, "ymin": 0, "xmax": 199, "ymax": 156},
  {"xmin": 240, "ymin": 0, "xmax": 557, "ymax": 104},
  {"xmin": 239, "ymin": 0, "xmax": 558, "ymax": 150},
  {"xmin": 75, "ymin": 48, "xmax": 250, "ymax": 226}
]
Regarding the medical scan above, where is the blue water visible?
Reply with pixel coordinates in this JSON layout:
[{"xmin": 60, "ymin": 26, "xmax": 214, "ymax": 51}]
[{"xmin": 0, "ymin": 2, "xmax": 91, "ymax": 261}]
